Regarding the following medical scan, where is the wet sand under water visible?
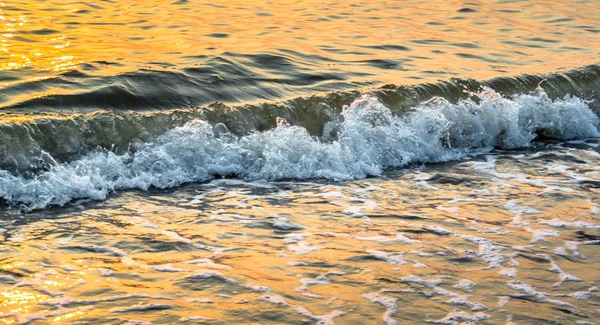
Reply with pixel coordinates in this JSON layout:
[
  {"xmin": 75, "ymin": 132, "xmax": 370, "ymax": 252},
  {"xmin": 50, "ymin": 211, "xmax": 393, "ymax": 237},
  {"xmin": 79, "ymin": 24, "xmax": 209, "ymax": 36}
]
[{"xmin": 1, "ymin": 140, "xmax": 599, "ymax": 324}]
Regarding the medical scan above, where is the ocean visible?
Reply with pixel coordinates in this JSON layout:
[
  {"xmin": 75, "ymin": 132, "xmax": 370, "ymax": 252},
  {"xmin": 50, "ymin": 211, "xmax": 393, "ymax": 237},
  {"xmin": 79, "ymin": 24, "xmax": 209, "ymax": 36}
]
[{"xmin": 0, "ymin": 0, "xmax": 599, "ymax": 324}]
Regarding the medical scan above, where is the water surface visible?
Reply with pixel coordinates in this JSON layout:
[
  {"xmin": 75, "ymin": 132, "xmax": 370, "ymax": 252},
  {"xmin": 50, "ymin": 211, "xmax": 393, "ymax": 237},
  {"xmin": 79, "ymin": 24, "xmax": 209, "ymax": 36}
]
[
  {"xmin": 1, "ymin": 0, "xmax": 599, "ymax": 110},
  {"xmin": 1, "ymin": 1, "xmax": 600, "ymax": 324}
]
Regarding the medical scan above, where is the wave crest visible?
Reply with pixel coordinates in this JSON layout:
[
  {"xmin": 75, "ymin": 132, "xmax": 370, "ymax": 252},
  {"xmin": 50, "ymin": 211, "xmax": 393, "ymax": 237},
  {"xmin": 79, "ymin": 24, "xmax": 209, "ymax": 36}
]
[{"xmin": 1, "ymin": 88, "xmax": 598, "ymax": 210}]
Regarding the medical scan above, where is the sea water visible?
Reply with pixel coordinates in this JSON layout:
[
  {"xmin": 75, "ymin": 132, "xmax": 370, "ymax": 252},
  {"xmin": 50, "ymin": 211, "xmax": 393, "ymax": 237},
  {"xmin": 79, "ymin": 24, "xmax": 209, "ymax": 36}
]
[{"xmin": 0, "ymin": 0, "xmax": 599, "ymax": 324}]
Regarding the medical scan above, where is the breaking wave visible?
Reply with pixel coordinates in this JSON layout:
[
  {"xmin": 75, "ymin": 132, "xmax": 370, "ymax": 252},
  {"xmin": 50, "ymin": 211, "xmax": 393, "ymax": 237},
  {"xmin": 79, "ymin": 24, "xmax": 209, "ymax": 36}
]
[{"xmin": 1, "ymin": 86, "xmax": 598, "ymax": 210}]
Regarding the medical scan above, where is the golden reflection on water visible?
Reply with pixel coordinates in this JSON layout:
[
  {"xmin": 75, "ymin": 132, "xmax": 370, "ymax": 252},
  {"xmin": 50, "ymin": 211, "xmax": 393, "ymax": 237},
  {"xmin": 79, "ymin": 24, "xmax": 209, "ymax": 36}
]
[
  {"xmin": 1, "ymin": 142, "xmax": 599, "ymax": 324},
  {"xmin": 1, "ymin": 290, "xmax": 47, "ymax": 318},
  {"xmin": 0, "ymin": 168, "xmax": 599, "ymax": 323},
  {"xmin": 0, "ymin": 0, "xmax": 598, "ymax": 79},
  {"xmin": 0, "ymin": 1, "xmax": 600, "ymax": 324}
]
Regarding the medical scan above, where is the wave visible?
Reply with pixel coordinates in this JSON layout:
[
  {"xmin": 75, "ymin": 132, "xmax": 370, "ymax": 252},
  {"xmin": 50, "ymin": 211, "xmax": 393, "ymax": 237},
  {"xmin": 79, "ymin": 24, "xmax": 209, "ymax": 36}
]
[
  {"xmin": 1, "ymin": 84, "xmax": 599, "ymax": 210},
  {"xmin": 1, "ymin": 64, "xmax": 599, "ymax": 174}
]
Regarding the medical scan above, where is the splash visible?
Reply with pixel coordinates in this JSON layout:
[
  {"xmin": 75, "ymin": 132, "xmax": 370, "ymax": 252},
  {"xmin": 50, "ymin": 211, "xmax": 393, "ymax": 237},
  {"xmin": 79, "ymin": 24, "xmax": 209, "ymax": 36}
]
[{"xmin": 0, "ymin": 89, "xmax": 598, "ymax": 210}]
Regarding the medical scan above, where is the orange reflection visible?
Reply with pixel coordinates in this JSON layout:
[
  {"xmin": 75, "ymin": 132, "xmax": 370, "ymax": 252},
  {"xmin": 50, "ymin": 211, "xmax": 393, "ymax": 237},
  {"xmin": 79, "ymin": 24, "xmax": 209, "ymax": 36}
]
[
  {"xmin": 1, "ymin": 290, "xmax": 49, "ymax": 314},
  {"xmin": 0, "ymin": 0, "xmax": 598, "ymax": 80}
]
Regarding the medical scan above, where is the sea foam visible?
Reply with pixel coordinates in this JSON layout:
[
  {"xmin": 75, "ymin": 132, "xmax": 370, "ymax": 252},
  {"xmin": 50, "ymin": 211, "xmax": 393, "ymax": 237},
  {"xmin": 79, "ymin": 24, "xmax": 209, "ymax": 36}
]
[{"xmin": 0, "ymin": 89, "xmax": 598, "ymax": 210}]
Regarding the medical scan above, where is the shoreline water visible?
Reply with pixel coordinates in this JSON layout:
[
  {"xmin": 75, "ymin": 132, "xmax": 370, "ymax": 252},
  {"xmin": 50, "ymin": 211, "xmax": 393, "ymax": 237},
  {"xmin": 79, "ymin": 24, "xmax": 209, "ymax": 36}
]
[
  {"xmin": 1, "ymin": 0, "xmax": 600, "ymax": 323},
  {"xmin": 1, "ymin": 83, "xmax": 599, "ymax": 210},
  {"xmin": 1, "ymin": 140, "xmax": 599, "ymax": 324}
]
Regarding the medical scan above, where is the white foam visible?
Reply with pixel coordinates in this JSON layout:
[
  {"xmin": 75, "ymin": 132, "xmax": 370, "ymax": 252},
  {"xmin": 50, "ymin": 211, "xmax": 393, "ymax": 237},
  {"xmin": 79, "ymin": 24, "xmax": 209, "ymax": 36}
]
[
  {"xmin": 184, "ymin": 258, "xmax": 231, "ymax": 269},
  {"xmin": 504, "ymin": 200, "xmax": 540, "ymax": 226},
  {"xmin": 363, "ymin": 292, "xmax": 398, "ymax": 325},
  {"xmin": 414, "ymin": 173, "xmax": 440, "ymax": 190},
  {"xmin": 429, "ymin": 226, "xmax": 453, "ymax": 236},
  {"xmin": 129, "ymin": 216, "xmax": 160, "ymax": 229},
  {"xmin": 437, "ymin": 206, "xmax": 460, "ymax": 215},
  {"xmin": 555, "ymin": 290, "xmax": 592, "ymax": 300},
  {"xmin": 433, "ymin": 287, "xmax": 489, "ymax": 311},
  {"xmin": 122, "ymin": 320, "xmax": 152, "ymax": 325},
  {"xmin": 245, "ymin": 284, "xmax": 271, "ymax": 293},
  {"xmin": 401, "ymin": 275, "xmax": 442, "ymax": 287},
  {"xmin": 293, "ymin": 307, "xmax": 344, "ymax": 325},
  {"xmin": 343, "ymin": 200, "xmax": 378, "ymax": 217},
  {"xmin": 296, "ymin": 272, "xmax": 345, "ymax": 292},
  {"xmin": 497, "ymin": 296, "xmax": 510, "ymax": 307},
  {"xmin": 453, "ymin": 233, "xmax": 514, "ymax": 270},
  {"xmin": 544, "ymin": 255, "xmax": 583, "ymax": 286},
  {"xmin": 151, "ymin": 264, "xmax": 188, "ymax": 272},
  {"xmin": 353, "ymin": 233, "xmax": 419, "ymax": 244},
  {"xmin": 57, "ymin": 234, "xmax": 74, "ymax": 245},
  {"xmin": 554, "ymin": 246, "xmax": 569, "ymax": 256},
  {"xmin": 272, "ymin": 216, "xmax": 306, "ymax": 231},
  {"xmin": 303, "ymin": 292, "xmax": 324, "ymax": 299},
  {"xmin": 368, "ymin": 250, "xmax": 409, "ymax": 266},
  {"xmin": 193, "ymin": 243, "xmax": 239, "ymax": 255},
  {"xmin": 320, "ymin": 191, "xmax": 347, "ymax": 198},
  {"xmin": 426, "ymin": 310, "xmax": 491, "ymax": 324},
  {"xmin": 288, "ymin": 241, "xmax": 321, "ymax": 255},
  {"xmin": 453, "ymin": 279, "xmax": 476, "ymax": 291},
  {"xmin": 498, "ymin": 268, "xmax": 517, "ymax": 278},
  {"xmin": 525, "ymin": 228, "xmax": 559, "ymax": 243},
  {"xmin": 287, "ymin": 261, "xmax": 308, "ymax": 267},
  {"xmin": 212, "ymin": 216, "xmax": 236, "ymax": 222},
  {"xmin": 410, "ymin": 250, "xmax": 434, "ymax": 257},
  {"xmin": 590, "ymin": 200, "xmax": 600, "ymax": 215},
  {"xmin": 258, "ymin": 294, "xmax": 288, "ymax": 305},
  {"xmin": 161, "ymin": 230, "xmax": 191, "ymax": 243},
  {"xmin": 506, "ymin": 280, "xmax": 573, "ymax": 307},
  {"xmin": 3, "ymin": 89, "xmax": 598, "ymax": 210},
  {"xmin": 258, "ymin": 294, "xmax": 345, "ymax": 324},
  {"xmin": 539, "ymin": 218, "xmax": 600, "ymax": 230},
  {"xmin": 546, "ymin": 163, "xmax": 570, "ymax": 173},
  {"xmin": 283, "ymin": 233, "xmax": 307, "ymax": 244},
  {"xmin": 565, "ymin": 240, "xmax": 600, "ymax": 259}
]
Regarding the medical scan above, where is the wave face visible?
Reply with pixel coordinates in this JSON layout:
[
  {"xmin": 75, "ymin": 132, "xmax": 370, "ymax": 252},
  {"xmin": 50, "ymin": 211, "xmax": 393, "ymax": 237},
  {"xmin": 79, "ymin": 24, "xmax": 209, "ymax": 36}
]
[
  {"xmin": 1, "ymin": 87, "xmax": 599, "ymax": 210},
  {"xmin": 1, "ymin": 65, "xmax": 600, "ymax": 174}
]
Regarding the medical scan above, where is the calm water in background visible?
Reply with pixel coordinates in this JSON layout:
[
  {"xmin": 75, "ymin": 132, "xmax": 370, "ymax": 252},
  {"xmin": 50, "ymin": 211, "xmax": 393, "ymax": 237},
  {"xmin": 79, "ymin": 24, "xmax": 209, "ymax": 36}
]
[
  {"xmin": 1, "ymin": 0, "xmax": 599, "ymax": 110},
  {"xmin": 1, "ymin": 0, "xmax": 600, "ymax": 324}
]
